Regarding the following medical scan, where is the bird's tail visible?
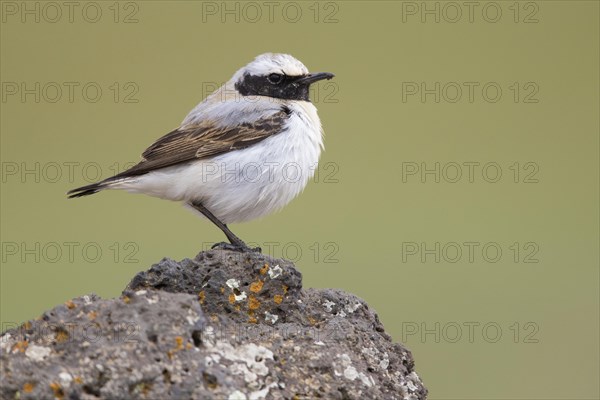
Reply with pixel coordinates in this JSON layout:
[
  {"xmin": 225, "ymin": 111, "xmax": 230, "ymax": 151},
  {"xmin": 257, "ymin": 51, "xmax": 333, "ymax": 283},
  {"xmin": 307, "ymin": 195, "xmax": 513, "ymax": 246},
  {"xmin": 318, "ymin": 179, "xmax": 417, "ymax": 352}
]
[
  {"xmin": 67, "ymin": 181, "xmax": 106, "ymax": 198},
  {"xmin": 67, "ymin": 177, "xmax": 125, "ymax": 198}
]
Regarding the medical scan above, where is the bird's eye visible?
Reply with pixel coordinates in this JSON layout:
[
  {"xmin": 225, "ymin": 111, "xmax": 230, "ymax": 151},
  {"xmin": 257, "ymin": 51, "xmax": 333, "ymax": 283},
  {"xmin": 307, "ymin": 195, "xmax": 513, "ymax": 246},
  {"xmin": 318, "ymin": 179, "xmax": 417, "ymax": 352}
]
[{"xmin": 268, "ymin": 73, "xmax": 284, "ymax": 84}]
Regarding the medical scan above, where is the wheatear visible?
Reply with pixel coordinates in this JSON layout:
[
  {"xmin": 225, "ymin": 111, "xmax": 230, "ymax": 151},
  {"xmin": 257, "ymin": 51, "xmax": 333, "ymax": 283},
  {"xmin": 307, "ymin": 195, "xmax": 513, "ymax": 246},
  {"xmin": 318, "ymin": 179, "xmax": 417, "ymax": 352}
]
[{"xmin": 68, "ymin": 53, "xmax": 334, "ymax": 252}]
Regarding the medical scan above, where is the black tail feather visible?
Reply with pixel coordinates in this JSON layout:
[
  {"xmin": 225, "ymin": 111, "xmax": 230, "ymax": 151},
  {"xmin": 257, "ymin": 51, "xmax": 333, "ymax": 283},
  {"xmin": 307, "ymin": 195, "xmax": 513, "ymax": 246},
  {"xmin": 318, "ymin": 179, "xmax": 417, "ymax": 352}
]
[
  {"xmin": 68, "ymin": 169, "xmax": 136, "ymax": 198},
  {"xmin": 67, "ymin": 182, "xmax": 107, "ymax": 198}
]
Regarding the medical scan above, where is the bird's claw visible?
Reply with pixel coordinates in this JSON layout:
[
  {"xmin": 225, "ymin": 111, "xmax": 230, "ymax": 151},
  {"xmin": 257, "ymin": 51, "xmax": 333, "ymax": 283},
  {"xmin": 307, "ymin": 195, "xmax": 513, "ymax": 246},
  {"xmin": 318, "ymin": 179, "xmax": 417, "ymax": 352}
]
[{"xmin": 211, "ymin": 242, "xmax": 262, "ymax": 253}]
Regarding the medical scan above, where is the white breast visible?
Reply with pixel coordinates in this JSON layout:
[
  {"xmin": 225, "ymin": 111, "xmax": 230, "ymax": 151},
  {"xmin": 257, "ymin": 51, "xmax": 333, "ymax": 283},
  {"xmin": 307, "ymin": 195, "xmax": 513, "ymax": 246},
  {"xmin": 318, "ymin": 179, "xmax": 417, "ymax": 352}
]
[{"xmin": 124, "ymin": 101, "xmax": 324, "ymax": 224}]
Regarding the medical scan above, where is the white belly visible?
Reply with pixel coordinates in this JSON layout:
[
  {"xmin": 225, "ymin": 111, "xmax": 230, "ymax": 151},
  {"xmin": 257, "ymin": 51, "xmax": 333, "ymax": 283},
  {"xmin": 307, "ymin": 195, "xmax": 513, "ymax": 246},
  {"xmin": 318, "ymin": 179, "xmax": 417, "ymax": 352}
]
[{"xmin": 120, "ymin": 102, "xmax": 323, "ymax": 224}]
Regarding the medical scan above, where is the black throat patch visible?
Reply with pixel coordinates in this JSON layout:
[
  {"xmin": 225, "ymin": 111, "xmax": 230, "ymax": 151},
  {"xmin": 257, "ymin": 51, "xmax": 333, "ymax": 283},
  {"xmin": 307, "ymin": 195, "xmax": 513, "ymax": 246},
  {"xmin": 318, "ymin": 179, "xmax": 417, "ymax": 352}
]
[{"xmin": 235, "ymin": 73, "xmax": 310, "ymax": 102}]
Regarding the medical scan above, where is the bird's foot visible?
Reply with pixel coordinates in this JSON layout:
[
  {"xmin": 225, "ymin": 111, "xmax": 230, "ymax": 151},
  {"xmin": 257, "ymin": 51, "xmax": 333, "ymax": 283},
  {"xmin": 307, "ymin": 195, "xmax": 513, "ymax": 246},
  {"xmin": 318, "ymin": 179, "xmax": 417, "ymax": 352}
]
[{"xmin": 211, "ymin": 242, "xmax": 262, "ymax": 253}]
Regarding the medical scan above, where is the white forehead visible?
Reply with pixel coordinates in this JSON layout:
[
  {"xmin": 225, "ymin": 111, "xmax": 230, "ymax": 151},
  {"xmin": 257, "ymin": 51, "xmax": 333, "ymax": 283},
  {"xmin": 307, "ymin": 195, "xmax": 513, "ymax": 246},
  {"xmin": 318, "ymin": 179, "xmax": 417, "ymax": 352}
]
[{"xmin": 236, "ymin": 53, "xmax": 309, "ymax": 79}]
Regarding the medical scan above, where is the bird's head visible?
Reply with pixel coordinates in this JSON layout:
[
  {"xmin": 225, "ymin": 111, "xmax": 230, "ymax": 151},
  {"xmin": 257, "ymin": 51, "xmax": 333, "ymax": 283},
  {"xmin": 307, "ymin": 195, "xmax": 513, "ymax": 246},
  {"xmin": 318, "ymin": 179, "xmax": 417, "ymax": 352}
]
[{"xmin": 232, "ymin": 53, "xmax": 334, "ymax": 102}]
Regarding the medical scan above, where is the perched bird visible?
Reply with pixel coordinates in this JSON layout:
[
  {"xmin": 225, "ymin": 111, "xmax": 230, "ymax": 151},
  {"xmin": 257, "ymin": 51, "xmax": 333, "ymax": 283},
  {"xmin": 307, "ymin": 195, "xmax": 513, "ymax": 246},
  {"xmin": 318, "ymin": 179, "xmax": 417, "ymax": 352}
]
[{"xmin": 68, "ymin": 53, "xmax": 334, "ymax": 252}]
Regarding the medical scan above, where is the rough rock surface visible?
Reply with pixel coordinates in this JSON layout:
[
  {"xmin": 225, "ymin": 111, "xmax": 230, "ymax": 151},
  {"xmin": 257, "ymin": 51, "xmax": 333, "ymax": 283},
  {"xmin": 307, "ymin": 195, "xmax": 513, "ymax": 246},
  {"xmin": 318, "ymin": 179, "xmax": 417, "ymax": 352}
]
[{"xmin": 1, "ymin": 250, "xmax": 427, "ymax": 399}]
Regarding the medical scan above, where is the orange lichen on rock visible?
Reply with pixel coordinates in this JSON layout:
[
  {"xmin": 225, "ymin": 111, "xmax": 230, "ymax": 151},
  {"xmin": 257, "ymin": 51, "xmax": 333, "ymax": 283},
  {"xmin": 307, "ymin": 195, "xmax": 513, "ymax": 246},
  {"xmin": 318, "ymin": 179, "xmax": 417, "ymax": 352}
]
[
  {"xmin": 87, "ymin": 311, "xmax": 98, "ymax": 321},
  {"xmin": 308, "ymin": 316, "xmax": 317, "ymax": 326},
  {"xmin": 248, "ymin": 315, "xmax": 258, "ymax": 324},
  {"xmin": 167, "ymin": 336, "xmax": 186, "ymax": 359},
  {"xmin": 65, "ymin": 299, "xmax": 76, "ymax": 309},
  {"xmin": 175, "ymin": 336, "xmax": 184, "ymax": 351},
  {"xmin": 248, "ymin": 295, "xmax": 260, "ymax": 310},
  {"xmin": 50, "ymin": 382, "xmax": 64, "ymax": 399},
  {"xmin": 249, "ymin": 280, "xmax": 264, "ymax": 293},
  {"xmin": 12, "ymin": 340, "xmax": 28, "ymax": 353},
  {"xmin": 122, "ymin": 296, "xmax": 130, "ymax": 304},
  {"xmin": 55, "ymin": 329, "xmax": 69, "ymax": 343},
  {"xmin": 282, "ymin": 285, "xmax": 289, "ymax": 294},
  {"xmin": 140, "ymin": 382, "xmax": 153, "ymax": 395},
  {"xmin": 274, "ymin": 295, "xmax": 283, "ymax": 304},
  {"xmin": 260, "ymin": 264, "xmax": 269, "ymax": 274},
  {"xmin": 23, "ymin": 382, "xmax": 35, "ymax": 393},
  {"xmin": 198, "ymin": 291, "xmax": 206, "ymax": 304},
  {"xmin": 228, "ymin": 294, "xmax": 236, "ymax": 304}
]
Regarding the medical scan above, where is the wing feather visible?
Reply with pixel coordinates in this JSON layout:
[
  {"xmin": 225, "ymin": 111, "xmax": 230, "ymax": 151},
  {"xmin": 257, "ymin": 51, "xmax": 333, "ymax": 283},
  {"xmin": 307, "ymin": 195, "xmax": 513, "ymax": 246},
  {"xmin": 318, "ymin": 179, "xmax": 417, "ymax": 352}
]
[{"xmin": 113, "ymin": 110, "xmax": 288, "ymax": 179}]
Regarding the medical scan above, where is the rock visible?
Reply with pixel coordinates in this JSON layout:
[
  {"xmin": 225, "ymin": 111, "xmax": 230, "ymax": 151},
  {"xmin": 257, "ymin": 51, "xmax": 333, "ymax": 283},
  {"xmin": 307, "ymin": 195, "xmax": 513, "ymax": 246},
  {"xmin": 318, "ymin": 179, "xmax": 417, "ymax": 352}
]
[{"xmin": 0, "ymin": 250, "xmax": 427, "ymax": 399}]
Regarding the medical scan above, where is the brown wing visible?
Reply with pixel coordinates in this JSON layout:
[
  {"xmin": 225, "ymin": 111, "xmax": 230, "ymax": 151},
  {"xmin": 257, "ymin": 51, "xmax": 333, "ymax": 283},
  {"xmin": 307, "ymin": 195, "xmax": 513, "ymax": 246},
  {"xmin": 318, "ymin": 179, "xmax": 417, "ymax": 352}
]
[{"xmin": 114, "ymin": 110, "xmax": 289, "ymax": 179}]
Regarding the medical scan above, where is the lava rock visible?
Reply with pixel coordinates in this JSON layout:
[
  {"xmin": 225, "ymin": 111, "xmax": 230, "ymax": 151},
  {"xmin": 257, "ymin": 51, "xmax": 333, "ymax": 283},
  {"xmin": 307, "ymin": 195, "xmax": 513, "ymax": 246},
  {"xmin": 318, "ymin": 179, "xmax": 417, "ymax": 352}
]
[{"xmin": 1, "ymin": 249, "xmax": 427, "ymax": 399}]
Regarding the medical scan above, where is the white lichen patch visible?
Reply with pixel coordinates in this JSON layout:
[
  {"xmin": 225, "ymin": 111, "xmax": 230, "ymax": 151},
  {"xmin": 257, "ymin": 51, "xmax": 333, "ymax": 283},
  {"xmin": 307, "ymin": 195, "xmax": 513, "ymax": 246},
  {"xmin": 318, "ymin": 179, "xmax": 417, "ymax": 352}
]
[
  {"xmin": 343, "ymin": 365, "xmax": 374, "ymax": 387},
  {"xmin": 322, "ymin": 300, "xmax": 336, "ymax": 312},
  {"xmin": 0, "ymin": 334, "xmax": 12, "ymax": 353},
  {"xmin": 359, "ymin": 372, "xmax": 375, "ymax": 387},
  {"xmin": 336, "ymin": 310, "xmax": 347, "ymax": 318},
  {"xmin": 204, "ymin": 353, "xmax": 221, "ymax": 367},
  {"xmin": 346, "ymin": 302, "xmax": 361, "ymax": 314},
  {"xmin": 207, "ymin": 341, "xmax": 274, "ymax": 384},
  {"xmin": 234, "ymin": 292, "xmax": 248, "ymax": 302},
  {"xmin": 333, "ymin": 353, "xmax": 374, "ymax": 387},
  {"xmin": 135, "ymin": 290, "xmax": 147, "ymax": 296},
  {"xmin": 225, "ymin": 278, "xmax": 247, "ymax": 301},
  {"xmin": 333, "ymin": 353, "xmax": 351, "ymax": 376},
  {"xmin": 344, "ymin": 365, "xmax": 358, "ymax": 380},
  {"xmin": 230, "ymin": 363, "xmax": 257, "ymax": 383},
  {"xmin": 264, "ymin": 311, "xmax": 278, "ymax": 325},
  {"xmin": 361, "ymin": 347, "xmax": 375, "ymax": 358},
  {"xmin": 249, "ymin": 381, "xmax": 278, "ymax": 400},
  {"xmin": 59, "ymin": 371, "xmax": 73, "ymax": 386},
  {"xmin": 147, "ymin": 294, "xmax": 159, "ymax": 304},
  {"xmin": 400, "ymin": 371, "xmax": 424, "ymax": 400},
  {"xmin": 268, "ymin": 265, "xmax": 282, "ymax": 279},
  {"xmin": 226, "ymin": 278, "xmax": 240, "ymax": 289},
  {"xmin": 361, "ymin": 347, "xmax": 390, "ymax": 371},
  {"xmin": 380, "ymin": 354, "xmax": 390, "ymax": 370},
  {"xmin": 228, "ymin": 390, "xmax": 247, "ymax": 400},
  {"xmin": 25, "ymin": 344, "xmax": 51, "ymax": 361},
  {"xmin": 407, "ymin": 372, "xmax": 422, "ymax": 388},
  {"xmin": 186, "ymin": 309, "xmax": 200, "ymax": 325},
  {"xmin": 83, "ymin": 295, "xmax": 92, "ymax": 305},
  {"xmin": 314, "ymin": 341, "xmax": 325, "ymax": 346}
]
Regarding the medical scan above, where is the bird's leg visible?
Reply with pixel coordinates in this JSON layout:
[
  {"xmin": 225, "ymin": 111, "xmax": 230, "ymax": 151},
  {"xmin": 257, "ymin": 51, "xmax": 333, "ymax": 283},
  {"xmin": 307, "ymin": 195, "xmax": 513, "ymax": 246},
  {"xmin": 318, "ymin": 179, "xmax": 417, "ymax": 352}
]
[{"xmin": 190, "ymin": 201, "xmax": 260, "ymax": 252}]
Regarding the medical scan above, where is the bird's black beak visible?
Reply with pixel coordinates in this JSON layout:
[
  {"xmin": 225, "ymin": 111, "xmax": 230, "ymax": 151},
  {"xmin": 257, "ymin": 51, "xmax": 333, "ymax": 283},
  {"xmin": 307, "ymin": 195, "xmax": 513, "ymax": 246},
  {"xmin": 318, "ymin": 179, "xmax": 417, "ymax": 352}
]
[{"xmin": 296, "ymin": 72, "xmax": 335, "ymax": 85}]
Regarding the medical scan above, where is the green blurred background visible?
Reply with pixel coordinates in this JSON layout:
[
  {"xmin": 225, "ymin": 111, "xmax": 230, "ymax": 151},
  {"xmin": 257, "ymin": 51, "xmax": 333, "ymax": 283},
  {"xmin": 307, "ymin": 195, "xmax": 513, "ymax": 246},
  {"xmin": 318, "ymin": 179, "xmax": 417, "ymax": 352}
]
[{"xmin": 1, "ymin": 1, "xmax": 598, "ymax": 398}]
